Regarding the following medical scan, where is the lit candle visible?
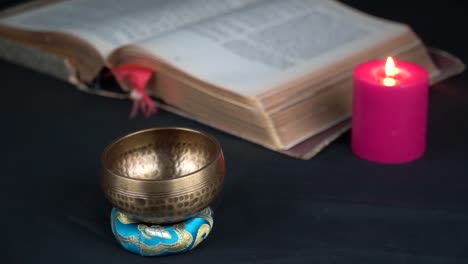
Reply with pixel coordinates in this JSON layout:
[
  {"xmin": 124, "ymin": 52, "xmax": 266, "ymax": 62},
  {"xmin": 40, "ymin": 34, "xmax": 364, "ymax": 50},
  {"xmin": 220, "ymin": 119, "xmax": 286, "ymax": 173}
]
[{"xmin": 351, "ymin": 57, "xmax": 429, "ymax": 164}]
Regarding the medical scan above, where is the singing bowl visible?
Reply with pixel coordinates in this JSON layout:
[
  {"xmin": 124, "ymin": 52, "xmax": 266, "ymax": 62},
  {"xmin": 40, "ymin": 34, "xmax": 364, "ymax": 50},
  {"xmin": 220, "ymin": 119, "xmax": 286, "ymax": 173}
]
[{"xmin": 101, "ymin": 127, "xmax": 225, "ymax": 224}]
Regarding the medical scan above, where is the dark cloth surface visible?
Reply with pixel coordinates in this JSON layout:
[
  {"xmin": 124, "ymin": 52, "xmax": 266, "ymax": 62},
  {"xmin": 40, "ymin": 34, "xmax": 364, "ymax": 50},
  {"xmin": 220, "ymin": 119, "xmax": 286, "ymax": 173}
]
[{"xmin": 2, "ymin": 1, "xmax": 468, "ymax": 263}]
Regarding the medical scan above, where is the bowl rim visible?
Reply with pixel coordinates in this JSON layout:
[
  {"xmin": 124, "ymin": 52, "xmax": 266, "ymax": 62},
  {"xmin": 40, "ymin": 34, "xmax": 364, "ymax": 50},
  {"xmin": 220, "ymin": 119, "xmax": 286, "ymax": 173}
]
[{"xmin": 101, "ymin": 127, "xmax": 222, "ymax": 183}]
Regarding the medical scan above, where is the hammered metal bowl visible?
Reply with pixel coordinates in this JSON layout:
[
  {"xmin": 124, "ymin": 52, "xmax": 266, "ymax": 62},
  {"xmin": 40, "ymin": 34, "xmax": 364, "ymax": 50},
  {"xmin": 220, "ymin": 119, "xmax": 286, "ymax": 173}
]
[{"xmin": 101, "ymin": 127, "xmax": 225, "ymax": 224}]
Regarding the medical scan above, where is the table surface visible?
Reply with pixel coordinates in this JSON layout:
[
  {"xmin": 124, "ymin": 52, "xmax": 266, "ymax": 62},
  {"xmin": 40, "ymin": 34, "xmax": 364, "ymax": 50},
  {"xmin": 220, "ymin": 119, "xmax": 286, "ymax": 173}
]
[{"xmin": 2, "ymin": 1, "xmax": 468, "ymax": 263}]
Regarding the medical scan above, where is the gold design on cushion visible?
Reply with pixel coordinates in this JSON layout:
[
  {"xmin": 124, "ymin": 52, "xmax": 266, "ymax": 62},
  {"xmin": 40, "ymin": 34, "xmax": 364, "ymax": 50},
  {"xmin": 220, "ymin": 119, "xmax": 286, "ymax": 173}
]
[
  {"xmin": 197, "ymin": 208, "xmax": 214, "ymax": 227},
  {"xmin": 116, "ymin": 211, "xmax": 139, "ymax": 224},
  {"xmin": 138, "ymin": 225, "xmax": 172, "ymax": 240},
  {"xmin": 139, "ymin": 223, "xmax": 194, "ymax": 255},
  {"xmin": 193, "ymin": 223, "xmax": 211, "ymax": 248},
  {"xmin": 117, "ymin": 234, "xmax": 140, "ymax": 245}
]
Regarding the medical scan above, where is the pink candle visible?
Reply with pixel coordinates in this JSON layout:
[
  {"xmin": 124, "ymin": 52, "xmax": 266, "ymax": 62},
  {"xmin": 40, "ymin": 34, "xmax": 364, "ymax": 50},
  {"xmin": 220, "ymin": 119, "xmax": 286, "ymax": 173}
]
[{"xmin": 351, "ymin": 57, "xmax": 429, "ymax": 164}]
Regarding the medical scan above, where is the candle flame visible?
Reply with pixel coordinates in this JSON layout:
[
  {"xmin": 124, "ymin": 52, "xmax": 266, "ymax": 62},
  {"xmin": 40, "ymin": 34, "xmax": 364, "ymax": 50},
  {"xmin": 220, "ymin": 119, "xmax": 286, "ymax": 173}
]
[
  {"xmin": 383, "ymin": 56, "xmax": 397, "ymax": 86},
  {"xmin": 385, "ymin": 57, "xmax": 397, "ymax": 77}
]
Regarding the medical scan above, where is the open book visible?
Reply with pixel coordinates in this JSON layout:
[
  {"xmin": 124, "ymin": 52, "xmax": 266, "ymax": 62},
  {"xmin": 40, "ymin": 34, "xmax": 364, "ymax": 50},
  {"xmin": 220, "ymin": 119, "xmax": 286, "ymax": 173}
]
[{"xmin": 0, "ymin": 0, "xmax": 464, "ymax": 159}]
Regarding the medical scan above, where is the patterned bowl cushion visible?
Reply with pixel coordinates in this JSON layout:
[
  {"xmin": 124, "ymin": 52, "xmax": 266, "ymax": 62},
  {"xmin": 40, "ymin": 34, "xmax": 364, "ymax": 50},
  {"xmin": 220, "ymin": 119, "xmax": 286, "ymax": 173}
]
[{"xmin": 110, "ymin": 207, "xmax": 214, "ymax": 256}]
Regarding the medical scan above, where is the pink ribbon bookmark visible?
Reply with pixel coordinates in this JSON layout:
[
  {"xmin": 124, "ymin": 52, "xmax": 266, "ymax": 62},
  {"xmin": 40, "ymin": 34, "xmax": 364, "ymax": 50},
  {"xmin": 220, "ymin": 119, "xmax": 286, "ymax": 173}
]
[{"xmin": 111, "ymin": 64, "xmax": 156, "ymax": 118}]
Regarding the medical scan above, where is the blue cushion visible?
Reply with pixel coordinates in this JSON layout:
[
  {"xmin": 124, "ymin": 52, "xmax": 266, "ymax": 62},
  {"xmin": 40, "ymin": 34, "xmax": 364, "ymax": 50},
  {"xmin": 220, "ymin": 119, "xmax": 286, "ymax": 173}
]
[{"xmin": 110, "ymin": 207, "xmax": 214, "ymax": 256}]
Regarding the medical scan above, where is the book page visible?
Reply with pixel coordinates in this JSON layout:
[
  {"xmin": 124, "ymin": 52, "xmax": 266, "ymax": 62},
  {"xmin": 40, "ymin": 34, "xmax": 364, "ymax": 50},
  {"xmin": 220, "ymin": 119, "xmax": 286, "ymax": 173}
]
[
  {"xmin": 138, "ymin": 0, "xmax": 410, "ymax": 95},
  {"xmin": 0, "ymin": 0, "xmax": 259, "ymax": 56}
]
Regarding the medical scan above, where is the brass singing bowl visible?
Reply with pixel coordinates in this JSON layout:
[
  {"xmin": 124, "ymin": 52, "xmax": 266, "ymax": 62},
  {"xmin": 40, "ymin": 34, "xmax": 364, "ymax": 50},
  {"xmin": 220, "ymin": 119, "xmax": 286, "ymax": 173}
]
[{"xmin": 101, "ymin": 127, "xmax": 225, "ymax": 224}]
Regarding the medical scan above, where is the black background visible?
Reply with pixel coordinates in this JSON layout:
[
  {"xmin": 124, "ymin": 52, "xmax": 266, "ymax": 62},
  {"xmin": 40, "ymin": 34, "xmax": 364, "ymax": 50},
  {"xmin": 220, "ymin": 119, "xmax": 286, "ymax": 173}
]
[{"xmin": 2, "ymin": 1, "xmax": 468, "ymax": 263}]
